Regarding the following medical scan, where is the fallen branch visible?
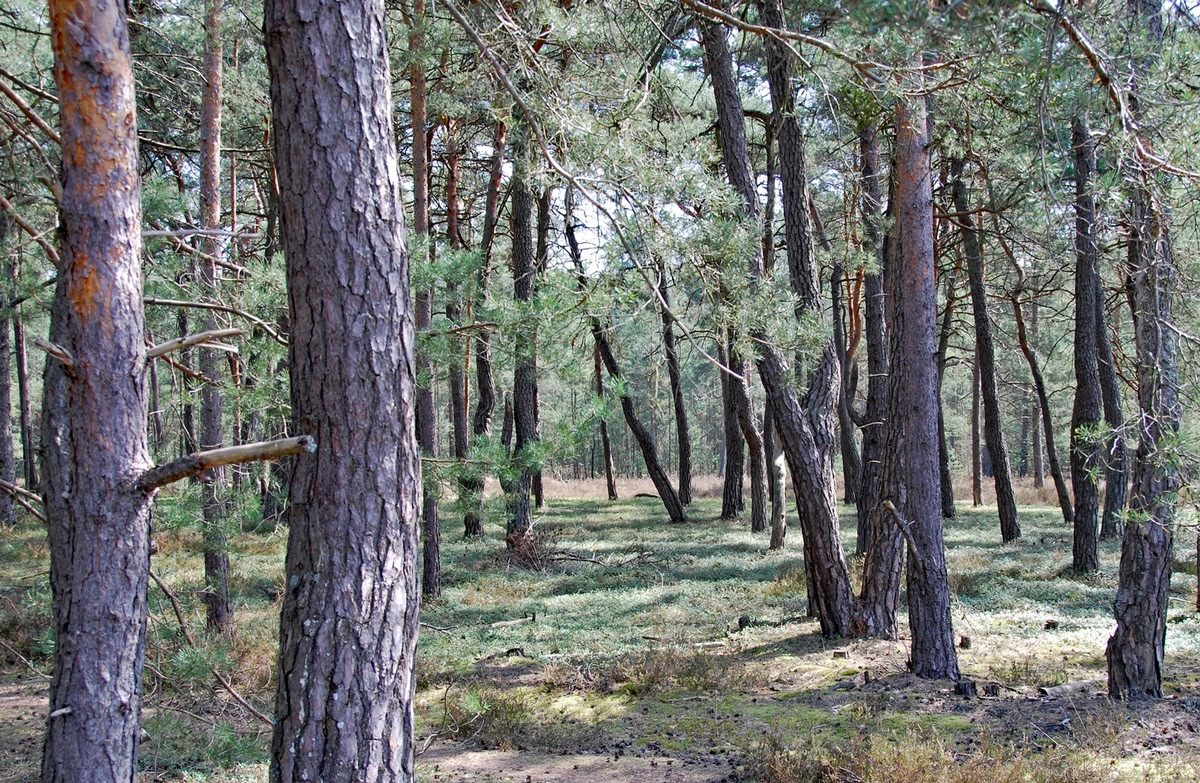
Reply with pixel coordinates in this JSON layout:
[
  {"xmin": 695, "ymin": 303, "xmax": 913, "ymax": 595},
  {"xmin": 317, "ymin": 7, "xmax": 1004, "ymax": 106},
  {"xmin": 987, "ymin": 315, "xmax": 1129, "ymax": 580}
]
[
  {"xmin": 137, "ymin": 435, "xmax": 316, "ymax": 492},
  {"xmin": 0, "ymin": 637, "xmax": 50, "ymax": 679},
  {"xmin": 146, "ymin": 327, "xmax": 246, "ymax": 359},
  {"xmin": 489, "ymin": 612, "xmax": 537, "ymax": 629},
  {"xmin": 1038, "ymin": 679, "xmax": 1102, "ymax": 698}
]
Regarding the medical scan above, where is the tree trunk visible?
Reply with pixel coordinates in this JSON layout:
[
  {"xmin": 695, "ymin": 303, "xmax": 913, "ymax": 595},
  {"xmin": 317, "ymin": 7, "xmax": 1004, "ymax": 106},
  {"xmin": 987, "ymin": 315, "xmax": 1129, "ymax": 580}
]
[
  {"xmin": 594, "ymin": 343, "xmax": 618, "ymax": 500},
  {"xmin": 1107, "ymin": 0, "xmax": 1179, "ymax": 701},
  {"xmin": 566, "ymin": 191, "xmax": 680, "ymax": 520},
  {"xmin": 765, "ymin": 398, "xmax": 787, "ymax": 549},
  {"xmin": 41, "ymin": 3, "xmax": 154, "ymax": 778},
  {"xmin": 265, "ymin": 1, "xmax": 422, "ymax": 779},
  {"xmin": 727, "ymin": 338, "xmax": 768, "ymax": 534},
  {"xmin": 445, "ymin": 120, "xmax": 471, "ymax": 529},
  {"xmin": 509, "ymin": 120, "xmax": 538, "ymax": 543},
  {"xmin": 1070, "ymin": 115, "xmax": 1103, "ymax": 573},
  {"xmin": 464, "ymin": 121, "xmax": 505, "ymax": 538},
  {"xmin": 1011, "ymin": 294, "xmax": 1074, "ymax": 526},
  {"xmin": 531, "ymin": 187, "xmax": 551, "ymax": 511},
  {"xmin": 719, "ymin": 340, "xmax": 744, "ymax": 519},
  {"xmin": 971, "ymin": 349, "xmax": 982, "ymax": 506},
  {"xmin": 657, "ymin": 259, "xmax": 692, "ymax": 505},
  {"xmin": 704, "ymin": 10, "xmax": 857, "ymax": 637},
  {"xmin": 198, "ymin": 0, "xmax": 233, "ymax": 637},
  {"xmin": 880, "ymin": 76, "xmax": 959, "ymax": 678},
  {"xmin": 410, "ymin": 4, "xmax": 440, "ymax": 593},
  {"xmin": 855, "ymin": 120, "xmax": 888, "ymax": 556},
  {"xmin": 832, "ymin": 261, "xmax": 862, "ymax": 506},
  {"xmin": 1097, "ymin": 289, "xmax": 1128, "ymax": 540},
  {"xmin": 951, "ymin": 157, "xmax": 1018, "ymax": 542},
  {"xmin": 14, "ymin": 308, "xmax": 36, "ymax": 490},
  {"xmin": 594, "ymin": 328, "xmax": 687, "ymax": 523},
  {"xmin": 0, "ymin": 233, "xmax": 13, "ymax": 527}
]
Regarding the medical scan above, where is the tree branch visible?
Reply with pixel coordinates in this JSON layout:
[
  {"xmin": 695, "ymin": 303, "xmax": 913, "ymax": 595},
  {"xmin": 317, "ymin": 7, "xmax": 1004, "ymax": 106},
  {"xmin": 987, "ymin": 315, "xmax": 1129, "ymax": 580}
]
[
  {"xmin": 144, "ymin": 297, "xmax": 288, "ymax": 346},
  {"xmin": 146, "ymin": 327, "xmax": 245, "ymax": 359},
  {"xmin": 136, "ymin": 435, "xmax": 316, "ymax": 492},
  {"xmin": 0, "ymin": 193, "xmax": 60, "ymax": 264},
  {"xmin": 0, "ymin": 76, "xmax": 60, "ymax": 144}
]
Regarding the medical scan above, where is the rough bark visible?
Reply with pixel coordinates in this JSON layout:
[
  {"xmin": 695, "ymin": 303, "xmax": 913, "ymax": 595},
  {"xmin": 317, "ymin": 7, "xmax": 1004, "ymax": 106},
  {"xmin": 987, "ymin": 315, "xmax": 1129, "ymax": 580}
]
[
  {"xmin": 1070, "ymin": 116, "xmax": 1103, "ymax": 573},
  {"xmin": 951, "ymin": 157, "xmax": 1018, "ymax": 542},
  {"xmin": 264, "ymin": 2, "xmax": 422, "ymax": 779},
  {"xmin": 1107, "ymin": 0, "xmax": 1178, "ymax": 701},
  {"xmin": 410, "ymin": 2, "xmax": 440, "ymax": 593},
  {"xmin": 198, "ymin": 0, "xmax": 233, "ymax": 637},
  {"xmin": 41, "ymin": 3, "xmax": 154, "ymax": 778},
  {"xmin": 704, "ymin": 11, "xmax": 857, "ymax": 637},
  {"xmin": 509, "ymin": 122, "xmax": 538, "ymax": 543}
]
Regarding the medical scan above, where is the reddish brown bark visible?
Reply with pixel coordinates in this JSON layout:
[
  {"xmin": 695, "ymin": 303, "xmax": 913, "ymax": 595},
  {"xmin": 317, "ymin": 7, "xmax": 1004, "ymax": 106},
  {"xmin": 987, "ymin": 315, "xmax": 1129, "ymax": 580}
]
[{"xmin": 42, "ymin": 2, "xmax": 154, "ymax": 779}]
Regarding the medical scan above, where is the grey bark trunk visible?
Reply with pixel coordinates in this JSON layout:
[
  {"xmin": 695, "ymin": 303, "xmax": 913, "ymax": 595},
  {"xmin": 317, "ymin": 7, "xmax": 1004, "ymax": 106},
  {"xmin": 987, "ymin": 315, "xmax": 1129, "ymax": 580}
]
[{"xmin": 265, "ymin": 2, "xmax": 422, "ymax": 779}]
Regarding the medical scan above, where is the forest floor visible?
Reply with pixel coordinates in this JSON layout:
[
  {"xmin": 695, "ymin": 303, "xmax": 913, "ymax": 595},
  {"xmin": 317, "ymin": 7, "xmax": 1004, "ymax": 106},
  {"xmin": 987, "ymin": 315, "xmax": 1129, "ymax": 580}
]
[{"xmin": 1, "ymin": 480, "xmax": 1199, "ymax": 782}]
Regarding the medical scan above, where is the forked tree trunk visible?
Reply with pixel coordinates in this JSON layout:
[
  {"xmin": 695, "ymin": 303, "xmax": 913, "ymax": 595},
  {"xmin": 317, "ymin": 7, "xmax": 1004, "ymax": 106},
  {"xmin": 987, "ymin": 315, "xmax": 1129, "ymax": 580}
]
[
  {"xmin": 705, "ymin": 9, "xmax": 857, "ymax": 637},
  {"xmin": 873, "ymin": 75, "xmax": 959, "ymax": 677},
  {"xmin": 41, "ymin": 3, "xmax": 154, "ymax": 777},
  {"xmin": 265, "ymin": 1, "xmax": 422, "ymax": 778},
  {"xmin": 464, "ymin": 121, "xmax": 505, "ymax": 537},
  {"xmin": 951, "ymin": 157, "xmax": 1018, "ymax": 541},
  {"xmin": 1070, "ymin": 115, "xmax": 1103, "ymax": 573}
]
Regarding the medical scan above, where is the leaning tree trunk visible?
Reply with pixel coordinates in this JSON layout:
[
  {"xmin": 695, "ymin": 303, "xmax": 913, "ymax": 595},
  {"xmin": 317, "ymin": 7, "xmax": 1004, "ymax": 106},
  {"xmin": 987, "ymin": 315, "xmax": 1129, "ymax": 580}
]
[
  {"xmin": 656, "ymin": 258, "xmax": 692, "ymax": 505},
  {"xmin": 566, "ymin": 194, "xmax": 681, "ymax": 521},
  {"xmin": 409, "ymin": 0, "xmax": 440, "ymax": 592},
  {"xmin": 1011, "ymin": 292, "xmax": 1074, "ymax": 526},
  {"xmin": 704, "ymin": 9, "xmax": 858, "ymax": 637},
  {"xmin": 1070, "ymin": 115, "xmax": 1104, "ymax": 573},
  {"xmin": 594, "ymin": 343, "xmax": 618, "ymax": 500},
  {"xmin": 265, "ymin": 1, "xmax": 422, "ymax": 779},
  {"xmin": 198, "ymin": 0, "xmax": 233, "ymax": 636},
  {"xmin": 951, "ymin": 157, "xmax": 1018, "ymax": 542},
  {"xmin": 41, "ymin": 3, "xmax": 155, "ymax": 779}
]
